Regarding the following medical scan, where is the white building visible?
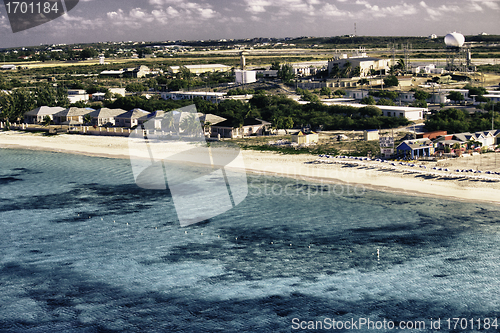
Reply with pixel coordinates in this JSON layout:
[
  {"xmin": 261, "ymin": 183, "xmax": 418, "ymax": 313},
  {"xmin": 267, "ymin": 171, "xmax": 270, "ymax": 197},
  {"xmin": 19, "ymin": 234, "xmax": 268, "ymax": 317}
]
[
  {"xmin": 161, "ymin": 91, "xmax": 226, "ymax": 103},
  {"xmin": 483, "ymin": 94, "xmax": 500, "ymax": 103},
  {"xmin": 293, "ymin": 65, "xmax": 316, "ymax": 77},
  {"xmin": 67, "ymin": 90, "xmax": 89, "ymax": 104},
  {"xmin": 0, "ymin": 65, "xmax": 16, "ymax": 70},
  {"xmin": 326, "ymin": 102, "xmax": 426, "ymax": 121},
  {"xmin": 344, "ymin": 90, "xmax": 370, "ymax": 100},
  {"xmin": 235, "ymin": 69, "xmax": 257, "ymax": 84},
  {"xmin": 328, "ymin": 54, "xmax": 390, "ymax": 77},
  {"xmin": 109, "ymin": 87, "xmax": 126, "ymax": 97},
  {"xmin": 411, "ymin": 64, "xmax": 445, "ymax": 75},
  {"xmin": 256, "ymin": 69, "xmax": 278, "ymax": 78},
  {"xmin": 377, "ymin": 105, "xmax": 426, "ymax": 121},
  {"xmin": 440, "ymin": 89, "xmax": 471, "ymax": 101},
  {"xmin": 168, "ymin": 64, "xmax": 232, "ymax": 75}
]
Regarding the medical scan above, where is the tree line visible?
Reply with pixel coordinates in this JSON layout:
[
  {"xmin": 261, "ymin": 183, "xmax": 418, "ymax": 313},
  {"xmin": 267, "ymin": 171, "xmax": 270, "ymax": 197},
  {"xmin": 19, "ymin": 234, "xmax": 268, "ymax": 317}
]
[
  {"xmin": 1, "ymin": 86, "xmax": 410, "ymax": 131},
  {"xmin": 192, "ymin": 91, "xmax": 409, "ymax": 130},
  {"xmin": 425, "ymin": 106, "xmax": 500, "ymax": 133},
  {"xmin": 0, "ymin": 85, "xmax": 69, "ymax": 123}
]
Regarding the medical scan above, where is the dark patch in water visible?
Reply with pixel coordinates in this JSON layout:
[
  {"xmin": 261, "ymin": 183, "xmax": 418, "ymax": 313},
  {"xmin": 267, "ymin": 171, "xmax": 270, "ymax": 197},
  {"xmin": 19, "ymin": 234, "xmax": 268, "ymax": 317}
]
[
  {"xmin": 0, "ymin": 183, "xmax": 174, "ymax": 224},
  {"xmin": 0, "ymin": 176, "xmax": 22, "ymax": 185}
]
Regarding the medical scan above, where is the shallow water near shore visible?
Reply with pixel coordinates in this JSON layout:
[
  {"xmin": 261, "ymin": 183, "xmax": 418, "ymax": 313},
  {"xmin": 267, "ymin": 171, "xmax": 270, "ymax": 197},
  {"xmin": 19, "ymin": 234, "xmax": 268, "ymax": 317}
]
[{"xmin": 0, "ymin": 148, "xmax": 500, "ymax": 332}]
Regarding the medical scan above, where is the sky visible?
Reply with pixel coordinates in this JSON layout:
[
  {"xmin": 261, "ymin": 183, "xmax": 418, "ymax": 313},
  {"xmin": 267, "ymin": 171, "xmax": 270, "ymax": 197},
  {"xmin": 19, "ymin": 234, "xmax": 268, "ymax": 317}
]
[{"xmin": 0, "ymin": 0, "xmax": 499, "ymax": 48}]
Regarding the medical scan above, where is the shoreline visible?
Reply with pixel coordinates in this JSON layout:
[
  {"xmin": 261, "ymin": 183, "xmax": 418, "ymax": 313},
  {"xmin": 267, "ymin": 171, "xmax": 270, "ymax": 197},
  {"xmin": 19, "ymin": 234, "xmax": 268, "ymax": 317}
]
[{"xmin": 1, "ymin": 131, "xmax": 500, "ymax": 205}]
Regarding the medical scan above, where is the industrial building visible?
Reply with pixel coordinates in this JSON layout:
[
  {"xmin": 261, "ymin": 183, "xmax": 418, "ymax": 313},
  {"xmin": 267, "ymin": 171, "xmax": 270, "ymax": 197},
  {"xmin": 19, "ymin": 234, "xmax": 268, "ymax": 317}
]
[
  {"xmin": 168, "ymin": 64, "xmax": 232, "ymax": 75},
  {"xmin": 327, "ymin": 54, "xmax": 390, "ymax": 78},
  {"xmin": 235, "ymin": 69, "xmax": 257, "ymax": 84}
]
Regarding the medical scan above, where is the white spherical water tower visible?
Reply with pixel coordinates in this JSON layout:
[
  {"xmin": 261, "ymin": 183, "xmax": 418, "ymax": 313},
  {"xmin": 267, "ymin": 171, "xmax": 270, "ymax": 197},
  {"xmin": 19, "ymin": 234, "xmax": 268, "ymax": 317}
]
[
  {"xmin": 444, "ymin": 32, "xmax": 471, "ymax": 72},
  {"xmin": 444, "ymin": 32, "xmax": 465, "ymax": 48}
]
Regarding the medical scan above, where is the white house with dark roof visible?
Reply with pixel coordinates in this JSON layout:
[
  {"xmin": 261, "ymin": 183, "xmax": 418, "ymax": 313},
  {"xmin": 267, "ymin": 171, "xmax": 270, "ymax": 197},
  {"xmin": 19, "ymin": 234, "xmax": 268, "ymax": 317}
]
[{"xmin": 211, "ymin": 118, "xmax": 271, "ymax": 139}]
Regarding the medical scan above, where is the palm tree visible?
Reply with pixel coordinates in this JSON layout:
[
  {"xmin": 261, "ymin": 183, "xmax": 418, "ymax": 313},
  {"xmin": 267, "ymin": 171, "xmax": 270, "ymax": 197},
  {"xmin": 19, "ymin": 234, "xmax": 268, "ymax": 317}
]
[
  {"xmin": 180, "ymin": 113, "xmax": 202, "ymax": 137},
  {"xmin": 330, "ymin": 64, "xmax": 340, "ymax": 78},
  {"xmin": 42, "ymin": 115, "xmax": 53, "ymax": 127},
  {"xmin": 342, "ymin": 61, "xmax": 352, "ymax": 78},
  {"xmin": 83, "ymin": 114, "xmax": 92, "ymax": 125},
  {"xmin": 161, "ymin": 112, "xmax": 178, "ymax": 136},
  {"xmin": 396, "ymin": 57, "xmax": 405, "ymax": 74}
]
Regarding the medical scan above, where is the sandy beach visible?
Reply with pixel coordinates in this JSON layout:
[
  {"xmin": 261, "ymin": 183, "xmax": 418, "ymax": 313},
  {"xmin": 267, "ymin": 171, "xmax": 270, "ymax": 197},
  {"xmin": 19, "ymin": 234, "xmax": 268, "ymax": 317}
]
[{"xmin": 1, "ymin": 131, "xmax": 500, "ymax": 205}]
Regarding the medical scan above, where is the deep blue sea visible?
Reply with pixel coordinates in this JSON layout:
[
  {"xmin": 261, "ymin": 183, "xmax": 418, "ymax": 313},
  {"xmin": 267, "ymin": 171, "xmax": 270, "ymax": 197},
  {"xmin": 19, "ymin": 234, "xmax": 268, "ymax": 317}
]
[{"xmin": 1, "ymin": 148, "xmax": 500, "ymax": 332}]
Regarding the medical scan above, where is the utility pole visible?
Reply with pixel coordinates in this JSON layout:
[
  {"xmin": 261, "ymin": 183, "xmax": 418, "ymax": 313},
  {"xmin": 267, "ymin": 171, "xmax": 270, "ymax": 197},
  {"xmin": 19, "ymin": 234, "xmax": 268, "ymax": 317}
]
[{"xmin": 492, "ymin": 109, "xmax": 495, "ymax": 131}]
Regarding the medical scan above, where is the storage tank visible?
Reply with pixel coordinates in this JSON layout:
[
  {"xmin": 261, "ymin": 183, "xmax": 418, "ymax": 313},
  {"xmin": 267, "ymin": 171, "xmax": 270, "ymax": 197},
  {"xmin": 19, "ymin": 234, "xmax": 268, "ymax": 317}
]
[{"xmin": 444, "ymin": 32, "xmax": 465, "ymax": 48}]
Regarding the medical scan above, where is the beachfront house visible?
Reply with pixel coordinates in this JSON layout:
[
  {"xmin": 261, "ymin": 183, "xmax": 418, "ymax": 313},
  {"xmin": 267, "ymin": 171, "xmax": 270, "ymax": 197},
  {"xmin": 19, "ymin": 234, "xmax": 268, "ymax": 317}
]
[
  {"xmin": 53, "ymin": 107, "xmax": 93, "ymax": 125},
  {"xmin": 396, "ymin": 138, "xmax": 435, "ymax": 159},
  {"xmin": 198, "ymin": 114, "xmax": 227, "ymax": 137},
  {"xmin": 434, "ymin": 130, "xmax": 500, "ymax": 152},
  {"xmin": 137, "ymin": 110, "xmax": 166, "ymax": 130},
  {"xmin": 88, "ymin": 108, "xmax": 127, "ymax": 127},
  {"xmin": 24, "ymin": 106, "xmax": 65, "ymax": 124},
  {"xmin": 211, "ymin": 118, "xmax": 271, "ymax": 139},
  {"xmin": 115, "ymin": 108, "xmax": 150, "ymax": 128}
]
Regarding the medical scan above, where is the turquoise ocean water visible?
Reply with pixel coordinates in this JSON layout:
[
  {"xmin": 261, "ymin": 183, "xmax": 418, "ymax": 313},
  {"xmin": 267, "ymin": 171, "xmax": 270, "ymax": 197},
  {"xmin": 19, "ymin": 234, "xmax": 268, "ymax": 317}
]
[{"xmin": 0, "ymin": 148, "xmax": 500, "ymax": 332}]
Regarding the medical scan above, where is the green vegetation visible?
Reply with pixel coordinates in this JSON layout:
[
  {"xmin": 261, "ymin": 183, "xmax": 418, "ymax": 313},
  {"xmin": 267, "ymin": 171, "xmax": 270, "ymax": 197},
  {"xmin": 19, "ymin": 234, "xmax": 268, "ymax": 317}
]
[
  {"xmin": 477, "ymin": 64, "xmax": 500, "ymax": 74},
  {"xmin": 243, "ymin": 144, "xmax": 339, "ymax": 155},
  {"xmin": 226, "ymin": 88, "xmax": 256, "ymax": 96},
  {"xmin": 369, "ymin": 90, "xmax": 399, "ymax": 100},
  {"xmin": 125, "ymin": 82, "xmax": 146, "ymax": 93},
  {"xmin": 277, "ymin": 63, "xmax": 295, "ymax": 83},
  {"xmin": 232, "ymin": 134, "xmax": 381, "ymax": 157},
  {"xmin": 446, "ymin": 91, "xmax": 465, "ymax": 104},
  {"xmin": 383, "ymin": 75, "xmax": 399, "ymax": 87},
  {"xmin": 0, "ymin": 84, "xmax": 70, "ymax": 122},
  {"xmin": 425, "ymin": 107, "xmax": 500, "ymax": 133}
]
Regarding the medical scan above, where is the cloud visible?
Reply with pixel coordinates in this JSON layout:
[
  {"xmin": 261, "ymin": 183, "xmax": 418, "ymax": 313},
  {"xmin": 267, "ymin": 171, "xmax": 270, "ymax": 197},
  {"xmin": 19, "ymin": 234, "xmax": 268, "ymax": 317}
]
[
  {"xmin": 245, "ymin": 0, "xmax": 272, "ymax": 14},
  {"xmin": 103, "ymin": 1, "xmax": 221, "ymax": 30},
  {"xmin": 129, "ymin": 8, "xmax": 155, "ymax": 21},
  {"xmin": 354, "ymin": 1, "xmax": 417, "ymax": 18},
  {"xmin": 472, "ymin": 0, "xmax": 499, "ymax": 9},
  {"xmin": 244, "ymin": 0, "xmax": 320, "ymax": 15},
  {"xmin": 320, "ymin": 3, "xmax": 352, "ymax": 17}
]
